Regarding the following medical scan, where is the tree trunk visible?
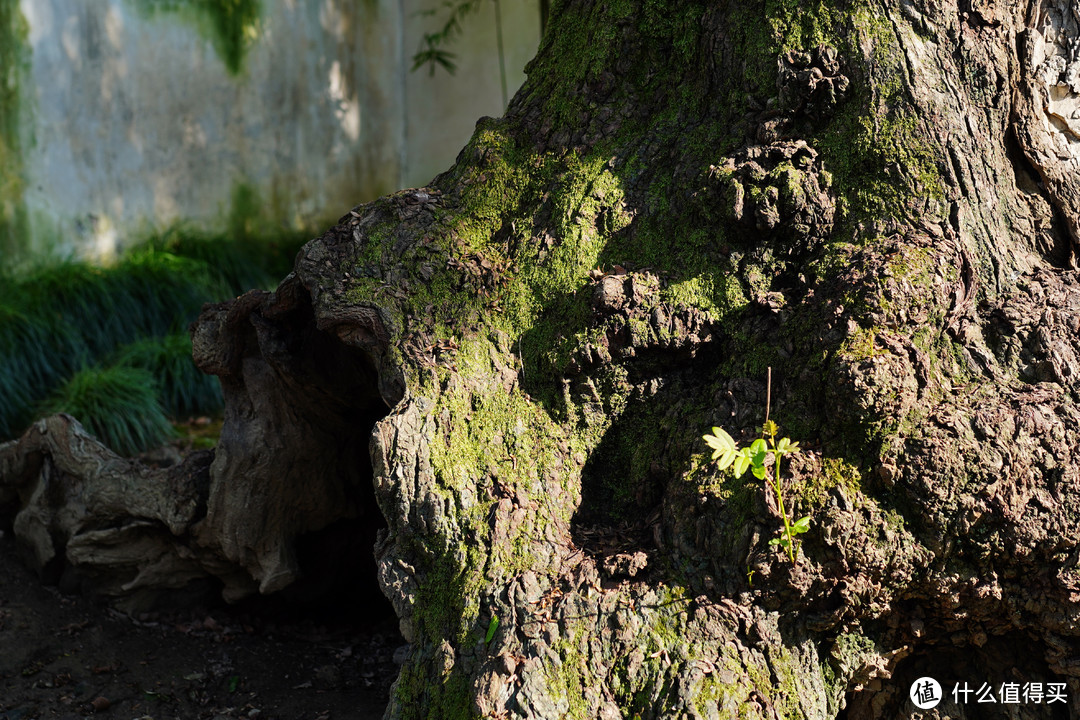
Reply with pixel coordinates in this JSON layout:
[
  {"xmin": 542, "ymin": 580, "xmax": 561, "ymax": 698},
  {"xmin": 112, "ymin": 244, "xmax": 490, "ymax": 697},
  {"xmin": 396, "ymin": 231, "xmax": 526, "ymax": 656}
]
[{"xmin": 4, "ymin": 0, "xmax": 1080, "ymax": 717}]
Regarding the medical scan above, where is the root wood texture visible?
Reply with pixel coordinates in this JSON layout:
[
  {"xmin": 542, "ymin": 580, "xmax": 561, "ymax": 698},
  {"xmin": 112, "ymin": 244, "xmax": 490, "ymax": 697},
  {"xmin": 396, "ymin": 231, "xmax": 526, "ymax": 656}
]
[{"xmin": 4, "ymin": 0, "xmax": 1080, "ymax": 718}]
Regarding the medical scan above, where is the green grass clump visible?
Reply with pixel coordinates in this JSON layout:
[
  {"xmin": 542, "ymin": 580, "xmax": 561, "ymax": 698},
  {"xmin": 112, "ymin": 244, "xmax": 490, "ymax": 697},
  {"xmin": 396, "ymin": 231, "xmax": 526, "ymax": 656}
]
[
  {"xmin": 0, "ymin": 229, "xmax": 307, "ymax": 444},
  {"xmin": 41, "ymin": 365, "xmax": 175, "ymax": 456},
  {"xmin": 111, "ymin": 333, "xmax": 223, "ymax": 418},
  {"xmin": 4, "ymin": 252, "xmax": 217, "ymax": 356},
  {"xmin": 145, "ymin": 225, "xmax": 303, "ymax": 292},
  {"xmin": 0, "ymin": 299, "xmax": 90, "ymax": 438}
]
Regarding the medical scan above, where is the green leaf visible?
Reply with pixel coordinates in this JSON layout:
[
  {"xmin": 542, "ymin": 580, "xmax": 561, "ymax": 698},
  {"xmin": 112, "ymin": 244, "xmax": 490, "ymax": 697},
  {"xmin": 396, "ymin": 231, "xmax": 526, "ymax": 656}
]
[
  {"xmin": 733, "ymin": 453, "xmax": 750, "ymax": 478},
  {"xmin": 751, "ymin": 464, "xmax": 766, "ymax": 480},
  {"xmin": 792, "ymin": 516, "xmax": 811, "ymax": 534},
  {"xmin": 485, "ymin": 614, "xmax": 500, "ymax": 644},
  {"xmin": 748, "ymin": 438, "xmax": 767, "ymax": 468},
  {"xmin": 704, "ymin": 427, "xmax": 736, "ymax": 454},
  {"xmin": 412, "ymin": 47, "xmax": 459, "ymax": 75},
  {"xmin": 705, "ymin": 428, "xmax": 740, "ymax": 471},
  {"xmin": 716, "ymin": 447, "xmax": 738, "ymax": 471},
  {"xmin": 762, "ymin": 419, "xmax": 779, "ymax": 438}
]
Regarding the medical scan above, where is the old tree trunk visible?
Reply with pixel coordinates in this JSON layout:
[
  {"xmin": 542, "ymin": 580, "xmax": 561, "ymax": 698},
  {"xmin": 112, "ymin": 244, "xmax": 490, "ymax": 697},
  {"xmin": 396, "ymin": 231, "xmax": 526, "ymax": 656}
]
[{"xmin": 4, "ymin": 0, "xmax": 1080, "ymax": 717}]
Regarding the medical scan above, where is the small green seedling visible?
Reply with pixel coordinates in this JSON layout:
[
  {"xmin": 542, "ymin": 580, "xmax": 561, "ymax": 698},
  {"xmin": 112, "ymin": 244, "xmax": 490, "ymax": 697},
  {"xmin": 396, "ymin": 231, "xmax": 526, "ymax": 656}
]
[{"xmin": 704, "ymin": 419, "xmax": 809, "ymax": 563}]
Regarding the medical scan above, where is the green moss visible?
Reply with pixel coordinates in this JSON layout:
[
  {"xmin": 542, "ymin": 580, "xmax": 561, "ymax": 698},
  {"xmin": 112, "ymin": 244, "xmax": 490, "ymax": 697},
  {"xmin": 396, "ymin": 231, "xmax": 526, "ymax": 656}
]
[
  {"xmin": 393, "ymin": 650, "xmax": 478, "ymax": 720},
  {"xmin": 607, "ymin": 586, "xmax": 696, "ymax": 715},
  {"xmin": 522, "ymin": 0, "xmax": 639, "ymax": 131},
  {"xmin": 544, "ymin": 630, "xmax": 590, "ymax": 718},
  {"xmin": 126, "ymin": 0, "xmax": 262, "ymax": 75},
  {"xmin": 813, "ymin": 15, "xmax": 945, "ymax": 229},
  {"xmin": 819, "ymin": 102, "xmax": 945, "ymax": 226},
  {"xmin": 838, "ymin": 326, "xmax": 884, "ymax": 363},
  {"xmin": 766, "ymin": 0, "xmax": 848, "ymax": 55},
  {"xmin": 726, "ymin": 0, "xmax": 859, "ymax": 96},
  {"xmin": 825, "ymin": 630, "xmax": 877, "ymax": 712},
  {"xmin": 0, "ymin": 0, "xmax": 29, "ymax": 260},
  {"xmin": 794, "ymin": 457, "xmax": 863, "ymax": 506},
  {"xmin": 726, "ymin": 0, "xmax": 943, "ymax": 233}
]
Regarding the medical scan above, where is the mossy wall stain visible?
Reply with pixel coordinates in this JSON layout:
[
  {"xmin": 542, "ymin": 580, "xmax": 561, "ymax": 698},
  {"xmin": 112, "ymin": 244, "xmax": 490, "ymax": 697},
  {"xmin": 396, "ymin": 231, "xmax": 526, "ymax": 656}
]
[
  {"xmin": 225, "ymin": 180, "xmax": 283, "ymax": 240},
  {"xmin": 126, "ymin": 0, "xmax": 262, "ymax": 75},
  {"xmin": 0, "ymin": 0, "xmax": 29, "ymax": 259}
]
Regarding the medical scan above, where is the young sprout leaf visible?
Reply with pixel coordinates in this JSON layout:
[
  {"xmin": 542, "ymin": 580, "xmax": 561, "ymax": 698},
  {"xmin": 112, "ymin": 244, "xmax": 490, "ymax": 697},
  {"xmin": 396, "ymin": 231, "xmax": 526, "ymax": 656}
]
[
  {"xmin": 704, "ymin": 427, "xmax": 739, "ymax": 470},
  {"xmin": 485, "ymin": 614, "xmax": 500, "ymax": 644},
  {"xmin": 702, "ymin": 413, "xmax": 808, "ymax": 565},
  {"xmin": 733, "ymin": 452, "xmax": 751, "ymax": 478},
  {"xmin": 704, "ymin": 427, "xmax": 735, "ymax": 456},
  {"xmin": 777, "ymin": 437, "xmax": 800, "ymax": 454}
]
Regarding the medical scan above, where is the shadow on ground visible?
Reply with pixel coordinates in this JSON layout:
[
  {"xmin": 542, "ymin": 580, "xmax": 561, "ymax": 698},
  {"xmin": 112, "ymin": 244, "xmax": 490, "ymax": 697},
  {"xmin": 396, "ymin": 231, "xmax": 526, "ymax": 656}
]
[{"xmin": 0, "ymin": 533, "xmax": 402, "ymax": 720}]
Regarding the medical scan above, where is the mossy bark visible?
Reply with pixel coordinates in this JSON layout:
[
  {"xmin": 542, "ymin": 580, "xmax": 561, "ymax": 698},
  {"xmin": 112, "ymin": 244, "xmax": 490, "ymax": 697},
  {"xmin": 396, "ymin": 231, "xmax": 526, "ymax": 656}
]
[
  {"xmin": 265, "ymin": 0, "xmax": 1078, "ymax": 716},
  {"xmin": 4, "ymin": 0, "xmax": 1080, "ymax": 718},
  {"xmin": 348, "ymin": 1, "xmax": 1078, "ymax": 716}
]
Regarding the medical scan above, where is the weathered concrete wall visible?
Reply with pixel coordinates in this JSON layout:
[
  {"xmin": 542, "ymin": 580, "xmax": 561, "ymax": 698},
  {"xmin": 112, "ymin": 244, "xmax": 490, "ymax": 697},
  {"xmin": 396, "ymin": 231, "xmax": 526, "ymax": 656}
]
[
  {"xmin": 403, "ymin": 0, "xmax": 540, "ymax": 187},
  {"xmin": 4, "ymin": 0, "xmax": 540, "ymax": 263}
]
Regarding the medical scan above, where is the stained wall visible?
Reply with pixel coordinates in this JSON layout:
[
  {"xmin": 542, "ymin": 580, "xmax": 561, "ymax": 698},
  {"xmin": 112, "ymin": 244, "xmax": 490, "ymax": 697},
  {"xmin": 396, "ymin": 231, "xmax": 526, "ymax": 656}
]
[{"xmin": 3, "ymin": 0, "xmax": 540, "ymax": 263}]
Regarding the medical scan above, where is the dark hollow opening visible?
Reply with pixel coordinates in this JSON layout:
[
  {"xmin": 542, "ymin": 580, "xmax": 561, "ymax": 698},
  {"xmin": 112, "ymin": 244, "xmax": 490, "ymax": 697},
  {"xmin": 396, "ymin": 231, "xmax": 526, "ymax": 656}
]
[{"xmin": 223, "ymin": 293, "xmax": 399, "ymax": 630}]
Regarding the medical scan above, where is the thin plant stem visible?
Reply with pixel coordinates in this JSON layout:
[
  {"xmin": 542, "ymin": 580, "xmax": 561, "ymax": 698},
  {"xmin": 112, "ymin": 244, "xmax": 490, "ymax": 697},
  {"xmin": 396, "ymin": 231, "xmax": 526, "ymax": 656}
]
[
  {"xmin": 774, "ymin": 457, "xmax": 796, "ymax": 563},
  {"xmin": 765, "ymin": 366, "xmax": 772, "ymax": 427}
]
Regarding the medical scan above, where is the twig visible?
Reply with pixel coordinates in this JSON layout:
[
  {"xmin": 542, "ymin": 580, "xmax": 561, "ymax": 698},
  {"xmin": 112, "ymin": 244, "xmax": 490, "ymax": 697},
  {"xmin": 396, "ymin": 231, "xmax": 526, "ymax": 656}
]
[{"xmin": 764, "ymin": 366, "xmax": 772, "ymax": 426}]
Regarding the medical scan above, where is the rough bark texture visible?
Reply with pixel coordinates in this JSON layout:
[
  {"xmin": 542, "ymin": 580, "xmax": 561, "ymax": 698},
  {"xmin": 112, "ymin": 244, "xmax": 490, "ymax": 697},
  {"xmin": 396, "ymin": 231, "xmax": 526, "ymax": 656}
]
[{"xmin": 4, "ymin": 0, "xmax": 1080, "ymax": 718}]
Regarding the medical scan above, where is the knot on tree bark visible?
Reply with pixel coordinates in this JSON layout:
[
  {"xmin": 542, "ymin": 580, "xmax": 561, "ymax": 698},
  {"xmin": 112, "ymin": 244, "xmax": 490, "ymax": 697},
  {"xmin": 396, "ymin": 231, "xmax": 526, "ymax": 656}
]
[
  {"xmin": 712, "ymin": 140, "xmax": 836, "ymax": 252},
  {"xmin": 778, "ymin": 45, "xmax": 850, "ymax": 121},
  {"xmin": 986, "ymin": 266, "xmax": 1080, "ymax": 385},
  {"xmin": 562, "ymin": 270, "xmax": 714, "ymax": 377}
]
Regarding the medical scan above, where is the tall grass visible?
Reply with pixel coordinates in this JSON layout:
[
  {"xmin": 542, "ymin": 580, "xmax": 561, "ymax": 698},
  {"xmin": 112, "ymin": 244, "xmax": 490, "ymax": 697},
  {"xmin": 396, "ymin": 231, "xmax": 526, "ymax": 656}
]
[
  {"xmin": 145, "ymin": 225, "xmax": 301, "ymax": 292},
  {"xmin": 0, "ymin": 228, "xmax": 307, "ymax": 445},
  {"xmin": 112, "ymin": 332, "xmax": 222, "ymax": 418},
  {"xmin": 7, "ymin": 252, "xmax": 219, "ymax": 357},
  {"xmin": 40, "ymin": 365, "xmax": 174, "ymax": 457},
  {"xmin": 0, "ymin": 298, "xmax": 91, "ymax": 437}
]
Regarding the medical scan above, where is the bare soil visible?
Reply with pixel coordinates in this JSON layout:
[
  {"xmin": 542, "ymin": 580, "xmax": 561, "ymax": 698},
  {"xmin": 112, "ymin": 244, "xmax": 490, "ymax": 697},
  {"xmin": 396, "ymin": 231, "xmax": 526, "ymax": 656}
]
[{"xmin": 0, "ymin": 531, "xmax": 402, "ymax": 720}]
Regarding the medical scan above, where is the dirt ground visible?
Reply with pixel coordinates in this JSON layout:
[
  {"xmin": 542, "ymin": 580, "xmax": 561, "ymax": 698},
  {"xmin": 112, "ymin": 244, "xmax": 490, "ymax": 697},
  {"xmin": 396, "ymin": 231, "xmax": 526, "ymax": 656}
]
[{"xmin": 0, "ymin": 530, "xmax": 403, "ymax": 720}]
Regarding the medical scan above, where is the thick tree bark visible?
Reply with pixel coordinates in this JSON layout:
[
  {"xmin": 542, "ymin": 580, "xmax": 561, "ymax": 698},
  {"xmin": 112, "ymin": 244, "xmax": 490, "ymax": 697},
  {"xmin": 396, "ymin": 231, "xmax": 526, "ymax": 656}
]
[{"xmin": 4, "ymin": 0, "xmax": 1080, "ymax": 718}]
